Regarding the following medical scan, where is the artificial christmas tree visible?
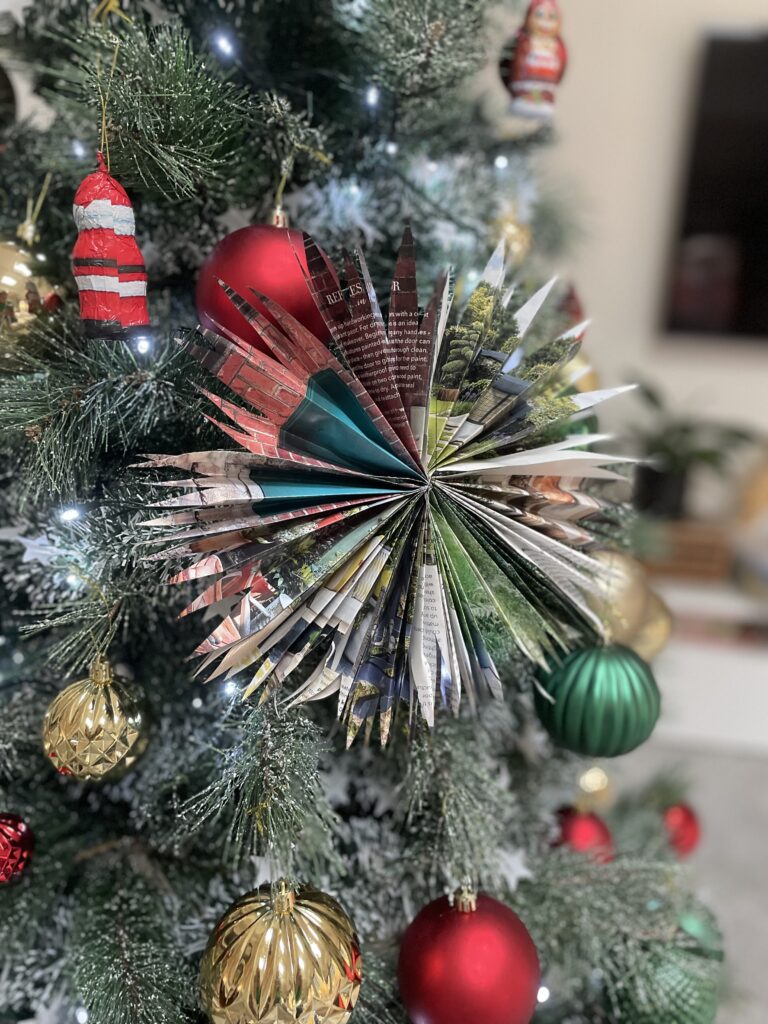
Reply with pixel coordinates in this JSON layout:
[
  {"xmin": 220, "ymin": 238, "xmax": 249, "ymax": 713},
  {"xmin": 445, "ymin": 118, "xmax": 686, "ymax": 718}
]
[{"xmin": 0, "ymin": 4, "xmax": 723, "ymax": 1024}]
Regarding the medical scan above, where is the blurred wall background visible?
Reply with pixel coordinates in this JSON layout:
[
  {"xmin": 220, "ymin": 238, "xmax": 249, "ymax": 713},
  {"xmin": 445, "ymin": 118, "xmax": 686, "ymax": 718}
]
[{"xmin": 540, "ymin": 0, "xmax": 768, "ymax": 436}]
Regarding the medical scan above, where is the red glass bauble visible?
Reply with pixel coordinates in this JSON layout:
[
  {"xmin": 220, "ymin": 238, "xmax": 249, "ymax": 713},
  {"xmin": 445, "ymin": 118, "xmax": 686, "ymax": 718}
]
[
  {"xmin": 196, "ymin": 224, "xmax": 335, "ymax": 349},
  {"xmin": 664, "ymin": 803, "xmax": 701, "ymax": 858},
  {"xmin": 397, "ymin": 892, "xmax": 540, "ymax": 1024},
  {"xmin": 555, "ymin": 807, "xmax": 614, "ymax": 863},
  {"xmin": 0, "ymin": 812, "xmax": 34, "ymax": 883}
]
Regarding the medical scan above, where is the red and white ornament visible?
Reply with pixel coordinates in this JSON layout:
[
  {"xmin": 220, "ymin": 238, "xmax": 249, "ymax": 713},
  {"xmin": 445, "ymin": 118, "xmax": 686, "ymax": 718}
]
[
  {"xmin": 71, "ymin": 151, "xmax": 149, "ymax": 336},
  {"xmin": 499, "ymin": 0, "xmax": 568, "ymax": 121},
  {"xmin": 398, "ymin": 890, "xmax": 540, "ymax": 1024},
  {"xmin": 664, "ymin": 803, "xmax": 701, "ymax": 858},
  {"xmin": 554, "ymin": 806, "xmax": 614, "ymax": 863},
  {"xmin": 0, "ymin": 812, "xmax": 34, "ymax": 883}
]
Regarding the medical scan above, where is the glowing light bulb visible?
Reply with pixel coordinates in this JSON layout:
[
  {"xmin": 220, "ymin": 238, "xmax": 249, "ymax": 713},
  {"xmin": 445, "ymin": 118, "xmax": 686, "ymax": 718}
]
[
  {"xmin": 537, "ymin": 986, "xmax": 551, "ymax": 1004},
  {"xmin": 72, "ymin": 140, "xmax": 86, "ymax": 159},
  {"xmin": 135, "ymin": 336, "xmax": 151, "ymax": 354},
  {"xmin": 11, "ymin": 651, "xmax": 24, "ymax": 665},
  {"xmin": 224, "ymin": 679, "xmax": 238, "ymax": 696},
  {"xmin": 0, "ymin": 275, "xmax": 16, "ymax": 287},
  {"xmin": 349, "ymin": 183, "xmax": 361, "ymax": 197},
  {"xmin": 365, "ymin": 85, "xmax": 380, "ymax": 108},
  {"xmin": 494, "ymin": 154, "xmax": 509, "ymax": 170},
  {"xmin": 75, "ymin": 1008, "xmax": 89, "ymax": 1024},
  {"xmin": 580, "ymin": 766, "xmax": 609, "ymax": 794},
  {"xmin": 59, "ymin": 507, "xmax": 81, "ymax": 523},
  {"xmin": 385, "ymin": 141, "xmax": 398, "ymax": 155},
  {"xmin": 192, "ymin": 697, "xmax": 203, "ymax": 709},
  {"xmin": 13, "ymin": 262, "xmax": 32, "ymax": 278},
  {"xmin": 214, "ymin": 32, "xmax": 235, "ymax": 57}
]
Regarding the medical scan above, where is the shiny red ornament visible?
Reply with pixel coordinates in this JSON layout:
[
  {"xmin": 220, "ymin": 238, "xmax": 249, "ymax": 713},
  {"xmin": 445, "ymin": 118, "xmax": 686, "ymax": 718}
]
[
  {"xmin": 398, "ymin": 892, "xmax": 540, "ymax": 1024},
  {"xmin": 196, "ymin": 224, "xmax": 336, "ymax": 349},
  {"xmin": 664, "ymin": 803, "xmax": 701, "ymax": 858},
  {"xmin": 555, "ymin": 807, "xmax": 614, "ymax": 863},
  {"xmin": 0, "ymin": 812, "xmax": 34, "ymax": 883}
]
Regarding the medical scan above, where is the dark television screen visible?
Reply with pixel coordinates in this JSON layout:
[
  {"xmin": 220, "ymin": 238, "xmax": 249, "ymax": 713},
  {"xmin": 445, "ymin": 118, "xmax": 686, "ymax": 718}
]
[{"xmin": 665, "ymin": 30, "xmax": 768, "ymax": 338}]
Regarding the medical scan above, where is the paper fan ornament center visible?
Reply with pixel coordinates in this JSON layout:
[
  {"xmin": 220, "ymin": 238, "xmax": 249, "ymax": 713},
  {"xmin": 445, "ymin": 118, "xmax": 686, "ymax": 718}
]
[{"xmin": 144, "ymin": 227, "xmax": 634, "ymax": 745}]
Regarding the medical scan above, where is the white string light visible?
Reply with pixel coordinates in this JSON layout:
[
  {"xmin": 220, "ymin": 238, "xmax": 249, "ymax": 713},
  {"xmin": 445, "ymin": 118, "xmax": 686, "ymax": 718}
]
[
  {"xmin": 72, "ymin": 140, "xmax": 86, "ymax": 159},
  {"xmin": 365, "ymin": 85, "xmax": 380, "ymax": 108},
  {"xmin": 537, "ymin": 986, "xmax": 551, "ymax": 1004},
  {"xmin": 494, "ymin": 154, "xmax": 509, "ymax": 170},
  {"xmin": 135, "ymin": 335, "xmax": 152, "ymax": 354},
  {"xmin": 213, "ymin": 32, "xmax": 235, "ymax": 58},
  {"xmin": 59, "ymin": 507, "xmax": 81, "ymax": 523},
  {"xmin": 385, "ymin": 141, "xmax": 398, "ymax": 156}
]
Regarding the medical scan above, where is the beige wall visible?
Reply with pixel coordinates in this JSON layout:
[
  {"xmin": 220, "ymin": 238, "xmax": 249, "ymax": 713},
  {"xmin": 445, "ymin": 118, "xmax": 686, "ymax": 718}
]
[{"xmin": 540, "ymin": 0, "xmax": 768, "ymax": 432}]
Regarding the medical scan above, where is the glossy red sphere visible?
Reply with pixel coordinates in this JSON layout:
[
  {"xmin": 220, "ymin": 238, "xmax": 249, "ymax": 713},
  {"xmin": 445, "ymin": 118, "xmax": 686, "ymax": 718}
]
[
  {"xmin": 196, "ymin": 224, "xmax": 335, "ymax": 349},
  {"xmin": 664, "ymin": 803, "xmax": 701, "ymax": 858},
  {"xmin": 0, "ymin": 812, "xmax": 34, "ymax": 883},
  {"xmin": 398, "ymin": 893, "xmax": 540, "ymax": 1024},
  {"xmin": 556, "ymin": 807, "xmax": 614, "ymax": 863}
]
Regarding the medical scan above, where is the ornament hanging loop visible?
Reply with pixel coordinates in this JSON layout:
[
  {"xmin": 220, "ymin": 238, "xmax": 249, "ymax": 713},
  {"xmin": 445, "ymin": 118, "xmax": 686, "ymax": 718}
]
[{"xmin": 17, "ymin": 171, "xmax": 52, "ymax": 246}]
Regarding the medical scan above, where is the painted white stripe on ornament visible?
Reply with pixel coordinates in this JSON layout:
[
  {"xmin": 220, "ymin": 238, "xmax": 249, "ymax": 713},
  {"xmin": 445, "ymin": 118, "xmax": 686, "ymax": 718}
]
[
  {"xmin": 73, "ymin": 200, "xmax": 136, "ymax": 235},
  {"xmin": 74, "ymin": 275, "xmax": 120, "ymax": 293},
  {"xmin": 112, "ymin": 207, "xmax": 136, "ymax": 236},
  {"xmin": 118, "ymin": 280, "xmax": 147, "ymax": 297}
]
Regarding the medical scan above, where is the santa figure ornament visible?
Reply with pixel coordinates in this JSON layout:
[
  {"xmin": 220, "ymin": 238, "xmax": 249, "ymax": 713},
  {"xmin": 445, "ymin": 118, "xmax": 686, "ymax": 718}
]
[
  {"xmin": 71, "ymin": 151, "xmax": 150, "ymax": 337},
  {"xmin": 500, "ymin": 0, "xmax": 568, "ymax": 121}
]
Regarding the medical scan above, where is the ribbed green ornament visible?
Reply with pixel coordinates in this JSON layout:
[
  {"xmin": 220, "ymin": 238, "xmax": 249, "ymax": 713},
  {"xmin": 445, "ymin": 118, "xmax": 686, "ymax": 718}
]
[
  {"xmin": 615, "ymin": 945, "xmax": 721, "ymax": 1024},
  {"xmin": 535, "ymin": 644, "xmax": 661, "ymax": 757}
]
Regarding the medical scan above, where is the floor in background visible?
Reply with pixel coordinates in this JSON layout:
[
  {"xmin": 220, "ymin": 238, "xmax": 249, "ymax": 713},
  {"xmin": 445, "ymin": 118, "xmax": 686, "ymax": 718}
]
[{"xmin": 617, "ymin": 740, "xmax": 768, "ymax": 1024}]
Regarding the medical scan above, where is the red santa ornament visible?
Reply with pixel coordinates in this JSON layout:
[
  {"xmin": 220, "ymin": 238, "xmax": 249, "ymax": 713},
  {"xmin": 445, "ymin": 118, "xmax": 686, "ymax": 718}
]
[
  {"xmin": 500, "ymin": 0, "xmax": 568, "ymax": 121},
  {"xmin": 71, "ymin": 151, "xmax": 150, "ymax": 336}
]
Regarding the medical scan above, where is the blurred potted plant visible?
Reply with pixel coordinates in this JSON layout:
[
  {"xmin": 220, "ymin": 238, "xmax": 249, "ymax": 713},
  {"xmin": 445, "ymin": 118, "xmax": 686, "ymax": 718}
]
[{"xmin": 631, "ymin": 380, "xmax": 755, "ymax": 518}]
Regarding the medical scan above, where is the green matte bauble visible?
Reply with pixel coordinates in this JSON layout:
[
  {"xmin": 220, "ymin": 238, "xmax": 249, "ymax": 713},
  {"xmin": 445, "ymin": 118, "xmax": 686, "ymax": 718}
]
[
  {"xmin": 615, "ymin": 945, "xmax": 721, "ymax": 1024},
  {"xmin": 535, "ymin": 645, "xmax": 661, "ymax": 757}
]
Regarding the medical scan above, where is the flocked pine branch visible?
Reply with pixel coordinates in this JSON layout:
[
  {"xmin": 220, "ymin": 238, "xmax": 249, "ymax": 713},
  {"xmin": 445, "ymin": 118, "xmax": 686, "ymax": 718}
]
[
  {"xmin": 177, "ymin": 700, "xmax": 338, "ymax": 875},
  {"xmin": 0, "ymin": 309, "xmax": 210, "ymax": 502},
  {"xmin": 401, "ymin": 717, "xmax": 510, "ymax": 891},
  {"xmin": 68, "ymin": 857, "xmax": 196, "ymax": 1024}
]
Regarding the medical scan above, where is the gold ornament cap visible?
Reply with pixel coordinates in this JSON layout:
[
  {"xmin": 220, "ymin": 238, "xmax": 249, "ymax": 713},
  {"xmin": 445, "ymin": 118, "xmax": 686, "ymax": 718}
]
[
  {"xmin": 455, "ymin": 883, "xmax": 478, "ymax": 913},
  {"xmin": 89, "ymin": 654, "xmax": 114, "ymax": 686},
  {"xmin": 273, "ymin": 878, "xmax": 297, "ymax": 914},
  {"xmin": 270, "ymin": 204, "xmax": 289, "ymax": 228}
]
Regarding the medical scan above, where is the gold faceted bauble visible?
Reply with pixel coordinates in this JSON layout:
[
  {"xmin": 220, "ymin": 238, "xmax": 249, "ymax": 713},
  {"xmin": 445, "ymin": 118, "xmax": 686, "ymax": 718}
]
[
  {"xmin": 0, "ymin": 240, "xmax": 58, "ymax": 331},
  {"xmin": 42, "ymin": 655, "xmax": 148, "ymax": 780},
  {"xmin": 631, "ymin": 590, "xmax": 674, "ymax": 662},
  {"xmin": 200, "ymin": 879, "xmax": 362, "ymax": 1024},
  {"xmin": 588, "ymin": 548, "xmax": 651, "ymax": 644}
]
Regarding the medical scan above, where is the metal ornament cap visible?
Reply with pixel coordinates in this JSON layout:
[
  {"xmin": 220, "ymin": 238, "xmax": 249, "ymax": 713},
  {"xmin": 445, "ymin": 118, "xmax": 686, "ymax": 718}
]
[
  {"xmin": 199, "ymin": 880, "xmax": 362, "ymax": 1024},
  {"xmin": 42, "ymin": 656, "xmax": 148, "ymax": 780},
  {"xmin": 535, "ymin": 644, "xmax": 661, "ymax": 758}
]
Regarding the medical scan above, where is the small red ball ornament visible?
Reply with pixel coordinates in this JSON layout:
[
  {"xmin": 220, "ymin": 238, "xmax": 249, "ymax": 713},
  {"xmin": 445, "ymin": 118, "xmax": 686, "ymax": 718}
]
[
  {"xmin": 664, "ymin": 803, "xmax": 701, "ymax": 858},
  {"xmin": 196, "ymin": 224, "xmax": 336, "ymax": 349},
  {"xmin": 0, "ymin": 813, "xmax": 34, "ymax": 883},
  {"xmin": 398, "ymin": 889, "xmax": 540, "ymax": 1024},
  {"xmin": 555, "ymin": 807, "xmax": 614, "ymax": 863}
]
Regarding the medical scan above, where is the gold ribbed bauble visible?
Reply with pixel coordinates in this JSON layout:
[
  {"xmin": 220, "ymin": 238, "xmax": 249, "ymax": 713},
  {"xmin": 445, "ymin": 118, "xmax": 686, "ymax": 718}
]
[
  {"xmin": 588, "ymin": 548, "xmax": 651, "ymax": 644},
  {"xmin": 199, "ymin": 879, "xmax": 362, "ymax": 1024},
  {"xmin": 42, "ymin": 655, "xmax": 148, "ymax": 780},
  {"xmin": 0, "ymin": 240, "xmax": 57, "ymax": 331},
  {"xmin": 631, "ymin": 590, "xmax": 674, "ymax": 662}
]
